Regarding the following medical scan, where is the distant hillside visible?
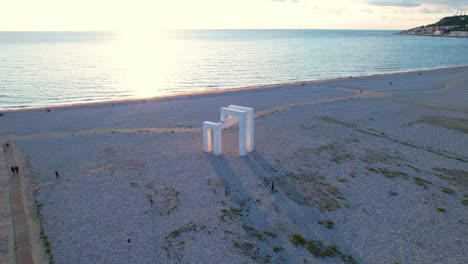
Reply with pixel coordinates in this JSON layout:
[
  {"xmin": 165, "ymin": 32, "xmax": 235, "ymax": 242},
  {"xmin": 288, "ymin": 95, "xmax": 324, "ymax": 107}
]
[
  {"xmin": 400, "ymin": 15, "xmax": 468, "ymax": 37},
  {"xmin": 432, "ymin": 15, "xmax": 468, "ymax": 30}
]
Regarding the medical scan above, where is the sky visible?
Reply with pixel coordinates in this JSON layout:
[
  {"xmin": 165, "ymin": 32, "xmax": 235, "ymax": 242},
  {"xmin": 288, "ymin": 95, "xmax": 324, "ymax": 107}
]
[{"xmin": 0, "ymin": 0, "xmax": 467, "ymax": 31}]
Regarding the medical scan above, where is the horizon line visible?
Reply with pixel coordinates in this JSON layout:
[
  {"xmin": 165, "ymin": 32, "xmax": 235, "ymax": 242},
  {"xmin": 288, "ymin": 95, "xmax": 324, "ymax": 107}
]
[{"xmin": 0, "ymin": 28, "xmax": 403, "ymax": 32}]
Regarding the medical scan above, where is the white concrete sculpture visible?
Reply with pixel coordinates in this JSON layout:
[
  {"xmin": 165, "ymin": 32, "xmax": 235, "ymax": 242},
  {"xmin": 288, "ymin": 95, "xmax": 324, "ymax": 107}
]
[
  {"xmin": 203, "ymin": 121, "xmax": 223, "ymax": 155},
  {"xmin": 203, "ymin": 105, "xmax": 254, "ymax": 156}
]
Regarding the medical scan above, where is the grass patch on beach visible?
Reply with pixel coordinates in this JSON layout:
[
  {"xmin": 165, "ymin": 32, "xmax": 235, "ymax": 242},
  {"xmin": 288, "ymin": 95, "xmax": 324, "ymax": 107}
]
[
  {"xmin": 366, "ymin": 167, "xmax": 408, "ymax": 179},
  {"xmin": 34, "ymin": 196, "xmax": 55, "ymax": 264},
  {"xmin": 156, "ymin": 187, "xmax": 179, "ymax": 215},
  {"xmin": 221, "ymin": 207, "xmax": 243, "ymax": 222},
  {"xmin": 420, "ymin": 116, "xmax": 468, "ymax": 134},
  {"xmin": 437, "ymin": 207, "xmax": 446, "ymax": 212},
  {"xmin": 433, "ymin": 168, "xmax": 468, "ymax": 189},
  {"xmin": 278, "ymin": 172, "xmax": 343, "ymax": 211},
  {"xmin": 263, "ymin": 230, "xmax": 277, "ymax": 238},
  {"xmin": 413, "ymin": 177, "xmax": 431, "ymax": 187},
  {"xmin": 326, "ymin": 219, "xmax": 334, "ymax": 229},
  {"xmin": 233, "ymin": 241, "xmax": 271, "ymax": 263},
  {"xmin": 440, "ymin": 187, "xmax": 455, "ymax": 194},
  {"xmin": 289, "ymin": 233, "xmax": 307, "ymax": 246},
  {"xmin": 164, "ymin": 223, "xmax": 206, "ymax": 263},
  {"xmin": 289, "ymin": 233, "xmax": 357, "ymax": 263},
  {"xmin": 273, "ymin": 246, "xmax": 283, "ymax": 253},
  {"xmin": 242, "ymin": 224, "xmax": 269, "ymax": 241},
  {"xmin": 460, "ymin": 200, "xmax": 468, "ymax": 205}
]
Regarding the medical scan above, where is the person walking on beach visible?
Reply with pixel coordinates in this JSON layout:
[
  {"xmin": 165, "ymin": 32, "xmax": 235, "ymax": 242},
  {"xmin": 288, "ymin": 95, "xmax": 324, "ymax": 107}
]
[
  {"xmin": 150, "ymin": 198, "xmax": 154, "ymax": 208},
  {"xmin": 14, "ymin": 166, "xmax": 19, "ymax": 174},
  {"xmin": 55, "ymin": 171, "xmax": 60, "ymax": 179},
  {"xmin": 11, "ymin": 167, "xmax": 15, "ymax": 174},
  {"xmin": 271, "ymin": 180, "xmax": 275, "ymax": 192}
]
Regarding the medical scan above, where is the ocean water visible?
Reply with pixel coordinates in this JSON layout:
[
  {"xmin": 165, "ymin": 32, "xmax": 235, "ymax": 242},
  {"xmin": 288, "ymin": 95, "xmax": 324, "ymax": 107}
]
[{"xmin": 1, "ymin": 30, "xmax": 468, "ymax": 110}]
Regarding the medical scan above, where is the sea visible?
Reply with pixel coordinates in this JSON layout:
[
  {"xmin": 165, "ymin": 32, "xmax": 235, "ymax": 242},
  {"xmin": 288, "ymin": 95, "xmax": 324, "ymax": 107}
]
[{"xmin": 1, "ymin": 30, "xmax": 468, "ymax": 110}]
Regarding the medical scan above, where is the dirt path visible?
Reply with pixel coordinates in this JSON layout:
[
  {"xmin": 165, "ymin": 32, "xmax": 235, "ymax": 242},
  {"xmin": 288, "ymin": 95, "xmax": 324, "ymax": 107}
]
[
  {"xmin": 3, "ymin": 143, "xmax": 34, "ymax": 264},
  {"xmin": 0, "ymin": 147, "xmax": 14, "ymax": 264},
  {"xmin": 12, "ymin": 89, "xmax": 386, "ymax": 141}
]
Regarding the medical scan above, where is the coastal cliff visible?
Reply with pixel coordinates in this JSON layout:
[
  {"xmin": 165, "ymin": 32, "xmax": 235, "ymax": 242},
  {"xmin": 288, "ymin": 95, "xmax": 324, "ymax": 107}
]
[{"xmin": 399, "ymin": 15, "xmax": 468, "ymax": 37}]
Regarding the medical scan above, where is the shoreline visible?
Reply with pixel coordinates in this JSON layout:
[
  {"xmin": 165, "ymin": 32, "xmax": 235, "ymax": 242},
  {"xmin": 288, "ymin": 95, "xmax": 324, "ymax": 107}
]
[
  {"xmin": 2, "ymin": 65, "xmax": 468, "ymax": 114},
  {"xmin": 398, "ymin": 33, "xmax": 468, "ymax": 38}
]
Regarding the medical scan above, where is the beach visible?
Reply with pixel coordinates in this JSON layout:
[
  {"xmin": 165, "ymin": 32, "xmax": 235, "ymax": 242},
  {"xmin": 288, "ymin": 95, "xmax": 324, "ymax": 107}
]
[{"xmin": 0, "ymin": 66, "xmax": 467, "ymax": 263}]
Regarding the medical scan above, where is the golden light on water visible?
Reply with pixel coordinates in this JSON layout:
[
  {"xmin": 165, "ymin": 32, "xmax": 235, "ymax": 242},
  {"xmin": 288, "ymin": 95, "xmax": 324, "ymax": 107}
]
[{"xmin": 115, "ymin": 29, "xmax": 182, "ymax": 98}]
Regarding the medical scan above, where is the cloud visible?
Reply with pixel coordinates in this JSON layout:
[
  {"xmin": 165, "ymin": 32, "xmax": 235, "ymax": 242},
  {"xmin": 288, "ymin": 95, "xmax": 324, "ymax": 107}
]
[
  {"xmin": 367, "ymin": 1, "xmax": 468, "ymax": 8},
  {"xmin": 367, "ymin": 1, "xmax": 421, "ymax": 7},
  {"xmin": 271, "ymin": 0, "xmax": 300, "ymax": 3}
]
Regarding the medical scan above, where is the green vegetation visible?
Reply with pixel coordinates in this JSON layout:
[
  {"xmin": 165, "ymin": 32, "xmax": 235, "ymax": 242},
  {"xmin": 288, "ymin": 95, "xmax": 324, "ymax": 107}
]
[
  {"xmin": 306, "ymin": 241, "xmax": 338, "ymax": 258},
  {"xmin": 242, "ymin": 224, "xmax": 267, "ymax": 241},
  {"xmin": 280, "ymin": 172, "xmax": 343, "ymax": 211},
  {"xmin": 366, "ymin": 167, "xmax": 408, "ymax": 179},
  {"xmin": 460, "ymin": 200, "xmax": 468, "ymax": 205},
  {"xmin": 289, "ymin": 233, "xmax": 358, "ymax": 263},
  {"xmin": 35, "ymin": 196, "xmax": 55, "ymax": 264},
  {"xmin": 413, "ymin": 177, "xmax": 431, "ymax": 187},
  {"xmin": 441, "ymin": 187, "xmax": 455, "ymax": 194},
  {"xmin": 433, "ymin": 15, "xmax": 468, "ymax": 30},
  {"xmin": 273, "ymin": 246, "xmax": 283, "ymax": 253},
  {"xmin": 437, "ymin": 207, "xmax": 446, "ymax": 212},
  {"xmin": 233, "ymin": 241, "xmax": 270, "ymax": 263},
  {"xmin": 263, "ymin": 230, "xmax": 277, "ymax": 238},
  {"xmin": 326, "ymin": 219, "xmax": 334, "ymax": 229},
  {"xmin": 221, "ymin": 207, "xmax": 243, "ymax": 222},
  {"xmin": 167, "ymin": 223, "xmax": 199, "ymax": 239},
  {"xmin": 289, "ymin": 233, "xmax": 307, "ymax": 246}
]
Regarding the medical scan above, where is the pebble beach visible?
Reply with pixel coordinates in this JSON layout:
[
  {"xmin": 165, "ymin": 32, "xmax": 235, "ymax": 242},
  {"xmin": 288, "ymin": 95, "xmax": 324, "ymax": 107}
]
[{"xmin": 0, "ymin": 66, "xmax": 467, "ymax": 264}]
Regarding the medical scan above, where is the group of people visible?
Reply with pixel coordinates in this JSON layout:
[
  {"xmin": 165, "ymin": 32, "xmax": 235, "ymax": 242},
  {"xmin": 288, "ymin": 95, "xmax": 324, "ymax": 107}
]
[{"xmin": 10, "ymin": 166, "xmax": 19, "ymax": 174}]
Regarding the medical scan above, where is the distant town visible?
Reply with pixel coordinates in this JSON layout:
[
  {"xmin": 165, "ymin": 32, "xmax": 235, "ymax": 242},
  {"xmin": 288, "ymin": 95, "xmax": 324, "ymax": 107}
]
[{"xmin": 399, "ymin": 14, "xmax": 468, "ymax": 38}]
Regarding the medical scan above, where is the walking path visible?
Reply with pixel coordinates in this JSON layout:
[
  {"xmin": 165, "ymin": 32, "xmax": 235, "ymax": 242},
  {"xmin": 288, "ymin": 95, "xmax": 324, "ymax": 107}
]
[{"xmin": 2, "ymin": 142, "xmax": 34, "ymax": 264}]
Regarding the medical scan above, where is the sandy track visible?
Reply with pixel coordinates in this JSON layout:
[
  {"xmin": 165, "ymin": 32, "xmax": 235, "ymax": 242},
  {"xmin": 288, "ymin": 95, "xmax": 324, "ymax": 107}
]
[
  {"xmin": 12, "ymin": 89, "xmax": 387, "ymax": 141},
  {"xmin": 2, "ymin": 144, "xmax": 34, "ymax": 264}
]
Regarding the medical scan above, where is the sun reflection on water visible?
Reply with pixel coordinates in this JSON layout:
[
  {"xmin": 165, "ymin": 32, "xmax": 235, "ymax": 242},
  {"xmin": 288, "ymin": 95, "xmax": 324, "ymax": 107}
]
[{"xmin": 115, "ymin": 30, "xmax": 182, "ymax": 98}]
